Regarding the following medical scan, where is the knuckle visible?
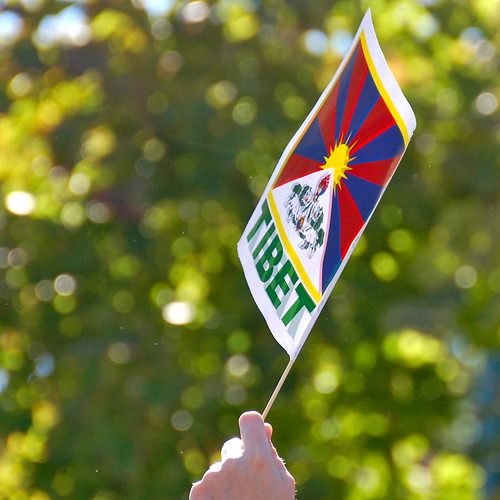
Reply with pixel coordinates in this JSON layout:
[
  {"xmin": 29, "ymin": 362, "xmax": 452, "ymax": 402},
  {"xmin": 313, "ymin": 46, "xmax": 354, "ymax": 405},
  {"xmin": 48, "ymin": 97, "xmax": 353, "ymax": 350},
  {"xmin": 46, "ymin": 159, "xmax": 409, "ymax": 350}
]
[
  {"xmin": 249, "ymin": 452, "xmax": 268, "ymax": 471},
  {"xmin": 220, "ymin": 456, "xmax": 238, "ymax": 473},
  {"xmin": 189, "ymin": 482, "xmax": 204, "ymax": 500}
]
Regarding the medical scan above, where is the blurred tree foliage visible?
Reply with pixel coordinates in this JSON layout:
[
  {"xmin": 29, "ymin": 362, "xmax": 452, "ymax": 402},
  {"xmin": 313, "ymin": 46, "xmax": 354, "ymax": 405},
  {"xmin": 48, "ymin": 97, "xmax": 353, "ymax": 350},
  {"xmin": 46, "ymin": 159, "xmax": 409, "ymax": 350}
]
[{"xmin": 0, "ymin": 0, "xmax": 498, "ymax": 498}]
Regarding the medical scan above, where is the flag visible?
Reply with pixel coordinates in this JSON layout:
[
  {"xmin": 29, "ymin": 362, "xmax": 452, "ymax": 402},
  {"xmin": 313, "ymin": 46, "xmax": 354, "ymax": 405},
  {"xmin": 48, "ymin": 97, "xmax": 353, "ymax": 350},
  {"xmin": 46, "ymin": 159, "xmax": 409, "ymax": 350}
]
[{"xmin": 237, "ymin": 10, "xmax": 416, "ymax": 360}]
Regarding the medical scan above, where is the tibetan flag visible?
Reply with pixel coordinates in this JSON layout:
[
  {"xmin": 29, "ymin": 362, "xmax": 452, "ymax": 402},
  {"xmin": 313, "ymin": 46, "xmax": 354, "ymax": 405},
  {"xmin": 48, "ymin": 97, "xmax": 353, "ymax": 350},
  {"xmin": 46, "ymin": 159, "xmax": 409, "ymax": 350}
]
[{"xmin": 238, "ymin": 10, "xmax": 416, "ymax": 360}]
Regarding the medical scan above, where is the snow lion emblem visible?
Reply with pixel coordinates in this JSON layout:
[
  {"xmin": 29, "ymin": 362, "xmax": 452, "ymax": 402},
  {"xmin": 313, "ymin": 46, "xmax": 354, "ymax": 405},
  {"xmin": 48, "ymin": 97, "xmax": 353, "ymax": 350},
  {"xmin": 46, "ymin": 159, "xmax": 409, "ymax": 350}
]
[{"xmin": 284, "ymin": 174, "xmax": 330, "ymax": 259}]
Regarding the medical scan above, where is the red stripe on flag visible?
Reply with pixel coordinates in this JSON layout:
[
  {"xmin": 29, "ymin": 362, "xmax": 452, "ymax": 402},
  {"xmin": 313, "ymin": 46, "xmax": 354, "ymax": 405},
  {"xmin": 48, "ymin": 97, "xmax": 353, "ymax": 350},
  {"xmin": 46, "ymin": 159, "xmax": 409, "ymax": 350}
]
[
  {"xmin": 317, "ymin": 81, "xmax": 340, "ymax": 152},
  {"xmin": 350, "ymin": 157, "xmax": 401, "ymax": 186},
  {"xmin": 337, "ymin": 184, "xmax": 365, "ymax": 259},
  {"xmin": 341, "ymin": 48, "xmax": 369, "ymax": 138},
  {"xmin": 273, "ymin": 154, "xmax": 324, "ymax": 188}
]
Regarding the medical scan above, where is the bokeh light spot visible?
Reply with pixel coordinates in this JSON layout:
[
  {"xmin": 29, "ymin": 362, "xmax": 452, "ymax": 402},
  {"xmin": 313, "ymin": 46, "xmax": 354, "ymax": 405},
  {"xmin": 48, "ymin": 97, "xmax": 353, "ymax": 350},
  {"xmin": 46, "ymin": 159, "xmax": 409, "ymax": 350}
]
[
  {"xmin": 112, "ymin": 290, "xmax": 135, "ymax": 313},
  {"xmin": 162, "ymin": 301, "xmax": 195, "ymax": 325},
  {"xmin": 0, "ymin": 11, "xmax": 24, "ymax": 46},
  {"xmin": 314, "ymin": 370, "xmax": 340, "ymax": 394},
  {"xmin": 474, "ymin": 92, "xmax": 498, "ymax": 116},
  {"xmin": 143, "ymin": 138, "xmax": 166, "ymax": 162},
  {"xmin": 226, "ymin": 354, "xmax": 250, "ymax": 377},
  {"xmin": 34, "ymin": 353, "xmax": 55, "ymax": 378},
  {"xmin": 53, "ymin": 295, "xmax": 77, "ymax": 314},
  {"xmin": 159, "ymin": 50, "xmax": 183, "ymax": 73},
  {"xmin": 371, "ymin": 252, "xmax": 399, "ymax": 281},
  {"xmin": 36, "ymin": 280, "xmax": 55, "ymax": 301},
  {"xmin": 5, "ymin": 191, "xmax": 36, "ymax": 216},
  {"xmin": 171, "ymin": 409, "xmax": 193, "ymax": 431},
  {"xmin": 52, "ymin": 470, "xmax": 75, "ymax": 496},
  {"xmin": 107, "ymin": 342, "xmax": 131, "ymax": 364},
  {"xmin": 388, "ymin": 229, "xmax": 414, "ymax": 253},
  {"xmin": 34, "ymin": 5, "xmax": 91, "ymax": 48},
  {"xmin": 232, "ymin": 96, "xmax": 257, "ymax": 125},
  {"xmin": 227, "ymin": 330, "xmax": 251, "ymax": 354},
  {"xmin": 206, "ymin": 80, "xmax": 238, "ymax": 109},
  {"xmin": 8, "ymin": 248, "xmax": 28, "ymax": 268},
  {"xmin": 223, "ymin": 10, "xmax": 259, "ymax": 42},
  {"xmin": 9, "ymin": 73, "xmax": 33, "ymax": 97},
  {"xmin": 54, "ymin": 274, "xmax": 77, "ymax": 296},
  {"xmin": 81, "ymin": 126, "xmax": 116, "ymax": 159},
  {"xmin": 303, "ymin": 29, "xmax": 328, "ymax": 56},
  {"xmin": 282, "ymin": 95, "xmax": 307, "ymax": 120},
  {"xmin": 183, "ymin": 448, "xmax": 206, "ymax": 475},
  {"xmin": 454, "ymin": 265, "xmax": 478, "ymax": 289},
  {"xmin": 61, "ymin": 202, "xmax": 86, "ymax": 229},
  {"xmin": 69, "ymin": 173, "xmax": 91, "ymax": 196},
  {"xmin": 151, "ymin": 19, "xmax": 172, "ymax": 40},
  {"xmin": 225, "ymin": 384, "xmax": 247, "ymax": 406},
  {"xmin": 86, "ymin": 201, "xmax": 112, "ymax": 224},
  {"xmin": 181, "ymin": 1, "xmax": 211, "ymax": 24}
]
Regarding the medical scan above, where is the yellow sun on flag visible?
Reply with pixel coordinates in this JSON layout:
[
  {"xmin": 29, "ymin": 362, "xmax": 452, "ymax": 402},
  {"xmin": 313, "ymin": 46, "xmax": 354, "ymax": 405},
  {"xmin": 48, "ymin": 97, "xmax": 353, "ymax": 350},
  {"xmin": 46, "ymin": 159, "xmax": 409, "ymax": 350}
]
[{"xmin": 321, "ymin": 142, "xmax": 355, "ymax": 189}]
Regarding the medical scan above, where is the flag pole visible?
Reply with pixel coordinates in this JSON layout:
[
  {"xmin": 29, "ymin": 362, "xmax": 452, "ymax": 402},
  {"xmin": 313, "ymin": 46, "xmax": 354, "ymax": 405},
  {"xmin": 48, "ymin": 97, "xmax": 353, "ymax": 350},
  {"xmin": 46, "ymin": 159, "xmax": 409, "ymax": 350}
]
[{"xmin": 262, "ymin": 357, "xmax": 295, "ymax": 420}]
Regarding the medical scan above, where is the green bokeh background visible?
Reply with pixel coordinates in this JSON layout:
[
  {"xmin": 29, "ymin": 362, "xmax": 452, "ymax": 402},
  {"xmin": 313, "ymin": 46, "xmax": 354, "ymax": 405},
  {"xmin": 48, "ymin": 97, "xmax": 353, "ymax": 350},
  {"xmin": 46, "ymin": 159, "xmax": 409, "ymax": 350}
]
[{"xmin": 0, "ymin": 0, "xmax": 498, "ymax": 498}]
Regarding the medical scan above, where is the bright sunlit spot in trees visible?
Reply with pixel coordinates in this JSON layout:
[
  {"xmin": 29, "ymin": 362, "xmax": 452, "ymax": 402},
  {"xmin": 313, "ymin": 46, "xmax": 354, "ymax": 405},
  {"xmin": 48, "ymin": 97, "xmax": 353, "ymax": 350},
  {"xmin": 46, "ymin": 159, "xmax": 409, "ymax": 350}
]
[
  {"xmin": 181, "ymin": 1, "xmax": 211, "ymax": 24},
  {"xmin": 33, "ymin": 5, "xmax": 92, "ymax": 48},
  {"xmin": 5, "ymin": 191, "xmax": 36, "ymax": 216},
  {"xmin": 0, "ymin": 11, "xmax": 24, "ymax": 46},
  {"xmin": 162, "ymin": 301, "xmax": 195, "ymax": 325}
]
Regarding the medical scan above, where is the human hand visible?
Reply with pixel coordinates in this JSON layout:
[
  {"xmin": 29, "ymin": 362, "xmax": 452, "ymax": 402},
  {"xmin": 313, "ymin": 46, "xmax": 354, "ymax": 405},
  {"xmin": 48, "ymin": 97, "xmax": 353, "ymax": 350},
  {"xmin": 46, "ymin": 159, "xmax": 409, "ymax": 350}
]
[{"xmin": 189, "ymin": 411, "xmax": 296, "ymax": 500}]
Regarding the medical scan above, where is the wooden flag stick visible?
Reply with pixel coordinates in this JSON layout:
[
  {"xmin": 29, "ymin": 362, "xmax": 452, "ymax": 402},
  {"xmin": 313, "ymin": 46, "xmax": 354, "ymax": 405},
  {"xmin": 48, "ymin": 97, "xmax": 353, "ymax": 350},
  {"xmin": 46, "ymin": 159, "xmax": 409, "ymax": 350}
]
[{"xmin": 262, "ymin": 357, "xmax": 296, "ymax": 420}]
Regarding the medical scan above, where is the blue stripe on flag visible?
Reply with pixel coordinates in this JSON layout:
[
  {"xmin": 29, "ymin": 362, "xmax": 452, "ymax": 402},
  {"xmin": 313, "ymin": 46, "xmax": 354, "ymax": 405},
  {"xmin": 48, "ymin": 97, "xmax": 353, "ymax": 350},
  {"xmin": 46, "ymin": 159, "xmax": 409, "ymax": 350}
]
[
  {"xmin": 351, "ymin": 124, "xmax": 404, "ymax": 164},
  {"xmin": 347, "ymin": 73, "xmax": 379, "ymax": 139},
  {"xmin": 344, "ymin": 175, "xmax": 382, "ymax": 221},
  {"xmin": 343, "ymin": 175, "xmax": 382, "ymax": 221},
  {"xmin": 293, "ymin": 117, "xmax": 329, "ymax": 164},
  {"xmin": 321, "ymin": 195, "xmax": 342, "ymax": 292}
]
